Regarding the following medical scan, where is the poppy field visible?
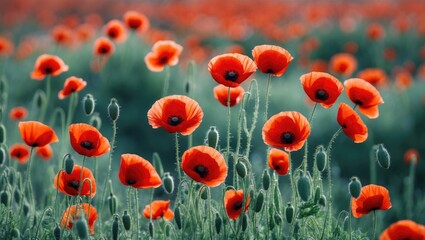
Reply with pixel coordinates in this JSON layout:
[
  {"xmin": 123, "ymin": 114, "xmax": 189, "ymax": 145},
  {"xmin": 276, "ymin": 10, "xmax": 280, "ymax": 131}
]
[{"xmin": 1, "ymin": 0, "xmax": 425, "ymax": 239}]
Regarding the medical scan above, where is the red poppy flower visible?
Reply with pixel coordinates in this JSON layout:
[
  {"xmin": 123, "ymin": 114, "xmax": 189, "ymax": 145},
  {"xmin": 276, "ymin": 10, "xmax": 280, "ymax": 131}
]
[
  {"xmin": 61, "ymin": 203, "xmax": 98, "ymax": 235},
  {"xmin": 181, "ymin": 146, "xmax": 227, "ymax": 187},
  {"xmin": 300, "ymin": 72, "xmax": 343, "ymax": 108},
  {"xmin": 54, "ymin": 165, "xmax": 96, "ymax": 197},
  {"xmin": 395, "ymin": 70, "xmax": 412, "ymax": 91},
  {"xmin": 93, "ymin": 37, "xmax": 115, "ymax": 57},
  {"xmin": 330, "ymin": 53, "xmax": 357, "ymax": 77},
  {"xmin": 344, "ymin": 78, "xmax": 384, "ymax": 119},
  {"xmin": 118, "ymin": 154, "xmax": 162, "ymax": 189},
  {"xmin": 19, "ymin": 121, "xmax": 59, "ymax": 147},
  {"xmin": 262, "ymin": 111, "xmax": 311, "ymax": 152},
  {"xmin": 404, "ymin": 149, "xmax": 419, "ymax": 165},
  {"xmin": 208, "ymin": 53, "xmax": 256, "ymax": 88},
  {"xmin": 51, "ymin": 25, "xmax": 73, "ymax": 46},
  {"xmin": 9, "ymin": 107, "xmax": 28, "ymax": 120},
  {"xmin": 58, "ymin": 76, "xmax": 87, "ymax": 99},
  {"xmin": 379, "ymin": 220, "xmax": 425, "ymax": 240},
  {"xmin": 123, "ymin": 10, "xmax": 150, "ymax": 33},
  {"xmin": 351, "ymin": 184, "xmax": 391, "ymax": 218},
  {"xmin": 147, "ymin": 95, "xmax": 203, "ymax": 135},
  {"xmin": 224, "ymin": 189, "xmax": 250, "ymax": 220},
  {"xmin": 10, "ymin": 143, "xmax": 30, "ymax": 164},
  {"xmin": 144, "ymin": 40, "xmax": 183, "ymax": 72},
  {"xmin": 142, "ymin": 200, "xmax": 174, "ymax": 220},
  {"xmin": 367, "ymin": 23, "xmax": 385, "ymax": 41},
  {"xmin": 0, "ymin": 36, "xmax": 14, "ymax": 57},
  {"xmin": 213, "ymin": 84, "xmax": 245, "ymax": 107},
  {"xmin": 337, "ymin": 103, "xmax": 368, "ymax": 143},
  {"xmin": 252, "ymin": 45, "xmax": 293, "ymax": 77},
  {"xmin": 69, "ymin": 123, "xmax": 110, "ymax": 157},
  {"xmin": 310, "ymin": 60, "xmax": 328, "ymax": 72},
  {"xmin": 268, "ymin": 148, "xmax": 290, "ymax": 176},
  {"xmin": 36, "ymin": 144, "xmax": 53, "ymax": 160},
  {"xmin": 357, "ymin": 68, "xmax": 388, "ymax": 87},
  {"xmin": 30, "ymin": 54, "xmax": 69, "ymax": 80},
  {"xmin": 104, "ymin": 20, "xmax": 127, "ymax": 43}
]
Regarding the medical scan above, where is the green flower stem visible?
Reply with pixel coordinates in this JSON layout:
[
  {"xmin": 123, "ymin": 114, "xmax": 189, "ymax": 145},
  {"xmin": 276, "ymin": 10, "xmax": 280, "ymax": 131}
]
[
  {"xmin": 23, "ymin": 147, "xmax": 35, "ymax": 206},
  {"xmin": 226, "ymin": 87, "xmax": 231, "ymax": 164},
  {"xmin": 264, "ymin": 74, "xmax": 272, "ymax": 121},
  {"xmin": 39, "ymin": 75, "xmax": 51, "ymax": 123},
  {"xmin": 407, "ymin": 160, "xmax": 416, "ymax": 219},
  {"xmin": 244, "ymin": 80, "xmax": 259, "ymax": 158},
  {"xmin": 301, "ymin": 103, "xmax": 318, "ymax": 173},
  {"xmin": 371, "ymin": 210, "xmax": 377, "ymax": 240},
  {"xmin": 65, "ymin": 92, "xmax": 78, "ymax": 127},
  {"xmin": 162, "ymin": 66, "xmax": 170, "ymax": 97},
  {"xmin": 175, "ymin": 133, "xmax": 182, "ymax": 183},
  {"xmin": 349, "ymin": 198, "xmax": 353, "ymax": 240},
  {"xmin": 134, "ymin": 189, "xmax": 140, "ymax": 240},
  {"xmin": 369, "ymin": 145, "xmax": 378, "ymax": 184},
  {"xmin": 77, "ymin": 156, "xmax": 87, "ymax": 199},
  {"xmin": 288, "ymin": 152, "xmax": 297, "ymax": 237}
]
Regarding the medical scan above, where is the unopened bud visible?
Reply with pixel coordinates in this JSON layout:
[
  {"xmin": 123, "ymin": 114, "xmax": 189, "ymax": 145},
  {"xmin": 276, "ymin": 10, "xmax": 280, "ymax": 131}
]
[
  {"xmin": 34, "ymin": 90, "xmax": 46, "ymax": 109},
  {"xmin": 200, "ymin": 186, "xmax": 208, "ymax": 200},
  {"xmin": 149, "ymin": 221, "xmax": 154, "ymax": 238},
  {"xmin": 349, "ymin": 177, "xmax": 362, "ymax": 199},
  {"xmin": 0, "ymin": 124, "xmax": 6, "ymax": 144},
  {"xmin": 274, "ymin": 213, "xmax": 282, "ymax": 225},
  {"xmin": 206, "ymin": 126, "xmax": 219, "ymax": 149},
  {"xmin": 215, "ymin": 212, "xmax": 222, "ymax": 234},
  {"xmin": 315, "ymin": 145, "xmax": 327, "ymax": 172},
  {"xmin": 254, "ymin": 190, "xmax": 265, "ymax": 213},
  {"xmin": 122, "ymin": 210, "xmax": 131, "ymax": 231},
  {"xmin": 376, "ymin": 144, "xmax": 390, "ymax": 169},
  {"xmin": 108, "ymin": 193, "xmax": 117, "ymax": 215},
  {"xmin": 83, "ymin": 94, "xmax": 95, "ymax": 116},
  {"xmin": 0, "ymin": 147, "xmax": 6, "ymax": 166},
  {"xmin": 319, "ymin": 195, "xmax": 327, "ymax": 207},
  {"xmin": 74, "ymin": 214, "xmax": 89, "ymax": 239},
  {"xmin": 108, "ymin": 98, "xmax": 120, "ymax": 121},
  {"xmin": 64, "ymin": 154, "xmax": 74, "ymax": 174},
  {"xmin": 273, "ymin": 185, "xmax": 281, "ymax": 210},
  {"xmin": 242, "ymin": 214, "xmax": 248, "ymax": 231},
  {"xmin": 297, "ymin": 174, "xmax": 311, "ymax": 202},
  {"xmin": 175, "ymin": 205, "xmax": 182, "ymax": 229},
  {"xmin": 163, "ymin": 173, "xmax": 174, "ymax": 194},
  {"xmin": 285, "ymin": 203, "xmax": 294, "ymax": 223},
  {"xmin": 11, "ymin": 228, "xmax": 20, "ymax": 238},
  {"xmin": 14, "ymin": 188, "xmax": 21, "ymax": 204},
  {"xmin": 53, "ymin": 224, "xmax": 61, "ymax": 240},
  {"xmin": 23, "ymin": 201, "xmax": 30, "ymax": 216},
  {"xmin": 89, "ymin": 112, "xmax": 102, "ymax": 129},
  {"xmin": 314, "ymin": 186, "xmax": 321, "ymax": 204},
  {"xmin": 236, "ymin": 160, "xmax": 247, "ymax": 178},
  {"xmin": 1, "ymin": 190, "xmax": 9, "ymax": 206},
  {"xmin": 112, "ymin": 216, "xmax": 119, "ymax": 240},
  {"xmin": 262, "ymin": 169, "xmax": 270, "ymax": 190}
]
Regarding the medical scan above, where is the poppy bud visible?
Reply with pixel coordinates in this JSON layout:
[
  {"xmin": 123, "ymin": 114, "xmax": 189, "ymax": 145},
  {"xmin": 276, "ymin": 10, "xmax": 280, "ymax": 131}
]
[
  {"xmin": 262, "ymin": 169, "xmax": 270, "ymax": 190},
  {"xmin": 122, "ymin": 210, "xmax": 131, "ymax": 231},
  {"xmin": 83, "ymin": 94, "xmax": 95, "ymax": 116},
  {"xmin": 108, "ymin": 98, "xmax": 120, "ymax": 121},
  {"xmin": 165, "ymin": 223, "xmax": 171, "ymax": 237},
  {"xmin": 23, "ymin": 201, "xmax": 30, "ymax": 216},
  {"xmin": 14, "ymin": 188, "xmax": 21, "ymax": 204},
  {"xmin": 242, "ymin": 214, "xmax": 248, "ymax": 231},
  {"xmin": 294, "ymin": 222, "xmax": 300, "ymax": 237},
  {"xmin": 274, "ymin": 213, "xmax": 282, "ymax": 225},
  {"xmin": 64, "ymin": 154, "xmax": 74, "ymax": 174},
  {"xmin": 112, "ymin": 216, "xmax": 119, "ymax": 240},
  {"xmin": 297, "ymin": 174, "xmax": 311, "ymax": 202},
  {"xmin": 215, "ymin": 212, "xmax": 222, "ymax": 234},
  {"xmin": 53, "ymin": 224, "xmax": 61, "ymax": 240},
  {"xmin": 285, "ymin": 203, "xmax": 294, "ymax": 223},
  {"xmin": 0, "ymin": 124, "xmax": 6, "ymax": 144},
  {"xmin": 200, "ymin": 186, "xmax": 208, "ymax": 200},
  {"xmin": 185, "ymin": 82, "xmax": 190, "ymax": 94},
  {"xmin": 152, "ymin": 152, "xmax": 164, "ymax": 177},
  {"xmin": 236, "ymin": 160, "xmax": 247, "ymax": 178},
  {"xmin": 175, "ymin": 205, "xmax": 182, "ymax": 229},
  {"xmin": 0, "ymin": 147, "xmax": 6, "ymax": 166},
  {"xmin": 273, "ymin": 185, "xmax": 281, "ymax": 210},
  {"xmin": 206, "ymin": 126, "xmax": 219, "ymax": 149},
  {"xmin": 1, "ymin": 190, "xmax": 9, "ymax": 206},
  {"xmin": 315, "ymin": 145, "xmax": 327, "ymax": 172},
  {"xmin": 34, "ymin": 90, "xmax": 46, "ymax": 109},
  {"xmin": 314, "ymin": 186, "xmax": 321, "ymax": 204},
  {"xmin": 0, "ymin": 77, "xmax": 7, "ymax": 96},
  {"xmin": 376, "ymin": 144, "xmax": 390, "ymax": 169},
  {"xmin": 11, "ymin": 228, "xmax": 20, "ymax": 238},
  {"xmin": 318, "ymin": 195, "xmax": 327, "ymax": 207},
  {"xmin": 89, "ymin": 112, "xmax": 102, "ymax": 129},
  {"xmin": 149, "ymin": 221, "xmax": 154, "ymax": 238},
  {"xmin": 226, "ymin": 185, "xmax": 236, "ymax": 191},
  {"xmin": 349, "ymin": 177, "xmax": 362, "ymax": 199},
  {"xmin": 162, "ymin": 173, "xmax": 174, "ymax": 194},
  {"xmin": 74, "ymin": 215, "xmax": 89, "ymax": 239},
  {"xmin": 254, "ymin": 190, "xmax": 265, "ymax": 213},
  {"xmin": 108, "ymin": 193, "xmax": 117, "ymax": 215},
  {"xmin": 269, "ymin": 214, "xmax": 275, "ymax": 230}
]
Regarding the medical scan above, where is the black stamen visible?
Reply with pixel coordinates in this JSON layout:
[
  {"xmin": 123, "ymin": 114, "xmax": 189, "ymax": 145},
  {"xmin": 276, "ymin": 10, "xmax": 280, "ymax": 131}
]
[
  {"xmin": 194, "ymin": 165, "xmax": 208, "ymax": 178},
  {"xmin": 168, "ymin": 116, "xmax": 183, "ymax": 126},
  {"xmin": 281, "ymin": 132, "xmax": 295, "ymax": 144},
  {"xmin": 224, "ymin": 71, "xmax": 239, "ymax": 82},
  {"xmin": 80, "ymin": 141, "xmax": 94, "ymax": 150},
  {"xmin": 315, "ymin": 89, "xmax": 329, "ymax": 100}
]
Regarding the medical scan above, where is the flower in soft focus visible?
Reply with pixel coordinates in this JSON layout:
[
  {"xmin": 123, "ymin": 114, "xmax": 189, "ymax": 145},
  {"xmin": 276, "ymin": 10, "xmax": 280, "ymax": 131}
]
[
  {"xmin": 404, "ymin": 149, "xmax": 419, "ymax": 165},
  {"xmin": 93, "ymin": 37, "xmax": 115, "ymax": 58},
  {"xmin": 10, "ymin": 143, "xmax": 30, "ymax": 164},
  {"xmin": 310, "ymin": 60, "xmax": 328, "ymax": 72},
  {"xmin": 69, "ymin": 123, "xmax": 110, "ymax": 157},
  {"xmin": 208, "ymin": 53, "xmax": 256, "ymax": 88},
  {"xmin": 61, "ymin": 203, "xmax": 98, "ymax": 235},
  {"xmin": 123, "ymin": 10, "xmax": 150, "ymax": 33},
  {"xmin": 395, "ymin": 69, "xmax": 412, "ymax": 91},
  {"xmin": 351, "ymin": 184, "xmax": 391, "ymax": 218},
  {"xmin": 357, "ymin": 68, "xmax": 388, "ymax": 87},
  {"xmin": 330, "ymin": 53, "xmax": 357, "ymax": 77},
  {"xmin": 379, "ymin": 220, "xmax": 425, "ymax": 240},
  {"xmin": 51, "ymin": 25, "xmax": 73, "ymax": 46},
  {"xmin": 118, "ymin": 154, "xmax": 162, "ymax": 189},
  {"xmin": 300, "ymin": 72, "xmax": 343, "ymax": 108},
  {"xmin": 181, "ymin": 146, "xmax": 227, "ymax": 187},
  {"xmin": 9, "ymin": 107, "xmax": 28, "ymax": 120},
  {"xmin": 337, "ymin": 103, "xmax": 368, "ymax": 143},
  {"xmin": 36, "ymin": 144, "xmax": 53, "ymax": 160},
  {"xmin": 344, "ymin": 78, "xmax": 384, "ymax": 119},
  {"xmin": 224, "ymin": 189, "xmax": 250, "ymax": 220},
  {"xmin": 144, "ymin": 40, "xmax": 183, "ymax": 72},
  {"xmin": 30, "ymin": 54, "xmax": 69, "ymax": 80},
  {"xmin": 0, "ymin": 36, "xmax": 14, "ymax": 57},
  {"xmin": 251, "ymin": 45, "xmax": 293, "ymax": 77},
  {"xmin": 76, "ymin": 24, "xmax": 95, "ymax": 42},
  {"xmin": 19, "ymin": 121, "xmax": 59, "ymax": 147},
  {"xmin": 367, "ymin": 23, "xmax": 385, "ymax": 41},
  {"xmin": 268, "ymin": 148, "xmax": 290, "ymax": 176},
  {"xmin": 104, "ymin": 20, "xmax": 127, "ymax": 43},
  {"xmin": 54, "ymin": 165, "xmax": 96, "ymax": 197},
  {"xmin": 58, "ymin": 76, "xmax": 87, "ymax": 99},
  {"xmin": 147, "ymin": 95, "xmax": 203, "ymax": 135},
  {"xmin": 213, "ymin": 84, "xmax": 245, "ymax": 107},
  {"xmin": 142, "ymin": 200, "xmax": 174, "ymax": 220},
  {"xmin": 262, "ymin": 111, "xmax": 311, "ymax": 152}
]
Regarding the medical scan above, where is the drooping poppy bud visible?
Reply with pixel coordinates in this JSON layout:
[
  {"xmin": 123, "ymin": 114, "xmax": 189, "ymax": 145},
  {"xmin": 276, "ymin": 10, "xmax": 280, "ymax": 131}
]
[
  {"xmin": 11, "ymin": 228, "xmax": 20, "ymax": 238},
  {"xmin": 236, "ymin": 160, "xmax": 247, "ymax": 178},
  {"xmin": 315, "ymin": 145, "xmax": 327, "ymax": 172},
  {"xmin": 376, "ymin": 144, "xmax": 390, "ymax": 169},
  {"xmin": 174, "ymin": 205, "xmax": 182, "ymax": 229},
  {"xmin": 0, "ymin": 146, "xmax": 6, "ymax": 166},
  {"xmin": 122, "ymin": 210, "xmax": 131, "ymax": 231},
  {"xmin": 108, "ymin": 98, "xmax": 120, "ymax": 121},
  {"xmin": 349, "ymin": 177, "xmax": 362, "ymax": 199},
  {"xmin": 89, "ymin": 112, "xmax": 102, "ymax": 129},
  {"xmin": 83, "ymin": 94, "xmax": 95, "ymax": 116},
  {"xmin": 108, "ymin": 193, "xmax": 117, "ymax": 215},
  {"xmin": 162, "ymin": 172, "xmax": 174, "ymax": 194},
  {"xmin": 254, "ymin": 190, "xmax": 265, "ymax": 213},
  {"xmin": 319, "ymin": 195, "xmax": 327, "ymax": 207},
  {"xmin": 215, "ymin": 212, "xmax": 222, "ymax": 234},
  {"xmin": 242, "ymin": 214, "xmax": 248, "ymax": 231},
  {"xmin": 314, "ymin": 186, "xmax": 321, "ymax": 204},
  {"xmin": 262, "ymin": 169, "xmax": 270, "ymax": 190},
  {"xmin": 0, "ymin": 190, "xmax": 9, "ymax": 206},
  {"xmin": 200, "ymin": 186, "xmax": 208, "ymax": 200},
  {"xmin": 206, "ymin": 126, "xmax": 219, "ymax": 149},
  {"xmin": 112, "ymin": 216, "xmax": 119, "ymax": 240},
  {"xmin": 285, "ymin": 203, "xmax": 294, "ymax": 223},
  {"xmin": 149, "ymin": 221, "xmax": 154, "ymax": 238},
  {"xmin": 64, "ymin": 154, "xmax": 74, "ymax": 174},
  {"xmin": 53, "ymin": 224, "xmax": 61, "ymax": 240},
  {"xmin": 297, "ymin": 174, "xmax": 312, "ymax": 202},
  {"xmin": 74, "ymin": 214, "xmax": 89, "ymax": 239}
]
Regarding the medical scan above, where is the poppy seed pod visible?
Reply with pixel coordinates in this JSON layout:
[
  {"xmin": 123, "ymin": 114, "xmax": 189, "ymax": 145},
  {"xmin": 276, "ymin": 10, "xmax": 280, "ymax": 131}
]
[
  {"xmin": 0, "ymin": 124, "xmax": 6, "ymax": 144},
  {"xmin": 315, "ymin": 145, "xmax": 327, "ymax": 172},
  {"xmin": 236, "ymin": 160, "xmax": 247, "ymax": 178},
  {"xmin": 122, "ymin": 210, "xmax": 131, "ymax": 231},
  {"xmin": 149, "ymin": 221, "xmax": 154, "ymax": 238},
  {"xmin": 89, "ymin": 113, "xmax": 102, "ymax": 129},
  {"xmin": 112, "ymin": 216, "xmax": 119, "ymax": 240},
  {"xmin": 64, "ymin": 154, "xmax": 74, "ymax": 174},
  {"xmin": 285, "ymin": 203, "xmax": 294, "ymax": 223},
  {"xmin": 0, "ymin": 190, "xmax": 9, "ymax": 206},
  {"xmin": 254, "ymin": 190, "xmax": 265, "ymax": 212},
  {"xmin": 349, "ymin": 177, "xmax": 362, "ymax": 199},
  {"xmin": 83, "ymin": 94, "xmax": 95, "ymax": 116},
  {"xmin": 215, "ymin": 212, "xmax": 222, "ymax": 234},
  {"xmin": 314, "ymin": 186, "xmax": 321, "ymax": 204},
  {"xmin": 0, "ymin": 147, "xmax": 6, "ymax": 166},
  {"xmin": 297, "ymin": 174, "xmax": 312, "ymax": 202},
  {"xmin": 108, "ymin": 98, "xmax": 120, "ymax": 121},
  {"xmin": 262, "ymin": 169, "xmax": 270, "ymax": 190},
  {"xmin": 108, "ymin": 193, "xmax": 117, "ymax": 215},
  {"xmin": 162, "ymin": 173, "xmax": 174, "ymax": 194},
  {"xmin": 206, "ymin": 126, "xmax": 219, "ymax": 149},
  {"xmin": 53, "ymin": 224, "xmax": 61, "ymax": 240},
  {"xmin": 376, "ymin": 144, "xmax": 390, "ymax": 169},
  {"xmin": 74, "ymin": 215, "xmax": 89, "ymax": 239},
  {"xmin": 175, "ymin": 205, "xmax": 182, "ymax": 229}
]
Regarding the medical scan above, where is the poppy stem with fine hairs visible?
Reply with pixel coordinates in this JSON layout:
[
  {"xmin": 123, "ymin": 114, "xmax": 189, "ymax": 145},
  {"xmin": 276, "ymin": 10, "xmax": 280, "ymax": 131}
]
[
  {"xmin": 407, "ymin": 160, "xmax": 416, "ymax": 219},
  {"xmin": 134, "ymin": 188, "xmax": 140, "ymax": 240},
  {"xmin": 162, "ymin": 66, "xmax": 170, "ymax": 97},
  {"xmin": 39, "ymin": 75, "xmax": 51, "ymax": 123},
  {"xmin": 369, "ymin": 145, "xmax": 378, "ymax": 184},
  {"xmin": 264, "ymin": 73, "xmax": 272, "ymax": 120},
  {"xmin": 302, "ymin": 103, "xmax": 318, "ymax": 173},
  {"xmin": 226, "ymin": 87, "xmax": 231, "ymax": 164}
]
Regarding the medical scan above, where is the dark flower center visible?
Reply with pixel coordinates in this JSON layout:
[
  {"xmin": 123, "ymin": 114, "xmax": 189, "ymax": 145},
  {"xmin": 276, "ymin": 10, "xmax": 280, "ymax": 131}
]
[
  {"xmin": 80, "ymin": 141, "xmax": 94, "ymax": 150},
  {"xmin": 355, "ymin": 100, "xmax": 363, "ymax": 106},
  {"xmin": 315, "ymin": 89, "xmax": 329, "ymax": 100},
  {"xmin": 168, "ymin": 116, "xmax": 183, "ymax": 126},
  {"xmin": 267, "ymin": 69, "xmax": 274, "ymax": 74},
  {"xmin": 194, "ymin": 165, "xmax": 208, "ymax": 178},
  {"xmin": 274, "ymin": 165, "xmax": 281, "ymax": 170},
  {"xmin": 45, "ymin": 67, "xmax": 52, "ymax": 74},
  {"xmin": 68, "ymin": 180, "xmax": 80, "ymax": 190},
  {"xmin": 109, "ymin": 29, "xmax": 118, "ymax": 38},
  {"xmin": 126, "ymin": 179, "xmax": 136, "ymax": 185},
  {"xmin": 159, "ymin": 56, "xmax": 169, "ymax": 64},
  {"xmin": 100, "ymin": 47, "xmax": 109, "ymax": 54},
  {"xmin": 233, "ymin": 201, "xmax": 243, "ymax": 211},
  {"xmin": 281, "ymin": 132, "xmax": 295, "ymax": 144},
  {"xmin": 224, "ymin": 71, "xmax": 239, "ymax": 82}
]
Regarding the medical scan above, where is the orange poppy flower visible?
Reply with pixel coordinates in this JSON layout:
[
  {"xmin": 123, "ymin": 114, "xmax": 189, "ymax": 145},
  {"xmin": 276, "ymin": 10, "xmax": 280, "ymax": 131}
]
[
  {"xmin": 404, "ymin": 149, "xmax": 419, "ymax": 165},
  {"xmin": 379, "ymin": 220, "xmax": 425, "ymax": 240},
  {"xmin": 69, "ymin": 123, "xmax": 110, "ymax": 157},
  {"xmin": 51, "ymin": 25, "xmax": 73, "ymax": 46},
  {"xmin": 262, "ymin": 111, "xmax": 311, "ymax": 152},
  {"xmin": 76, "ymin": 24, "xmax": 95, "ymax": 42},
  {"xmin": 61, "ymin": 203, "xmax": 98, "ymax": 235},
  {"xmin": 54, "ymin": 165, "xmax": 96, "ymax": 197},
  {"xmin": 208, "ymin": 53, "xmax": 256, "ymax": 88},
  {"xmin": 351, "ymin": 184, "xmax": 391, "ymax": 218},
  {"xmin": 213, "ymin": 84, "xmax": 245, "ymax": 107},
  {"xmin": 10, "ymin": 143, "xmax": 30, "ymax": 164},
  {"xmin": 224, "ymin": 189, "xmax": 250, "ymax": 220},
  {"xmin": 330, "ymin": 53, "xmax": 357, "ymax": 77},
  {"xmin": 337, "ymin": 103, "xmax": 368, "ymax": 143},
  {"xmin": 395, "ymin": 70, "xmax": 412, "ymax": 90},
  {"xmin": 251, "ymin": 45, "xmax": 293, "ymax": 77},
  {"xmin": 93, "ymin": 37, "xmax": 115, "ymax": 58},
  {"xmin": 58, "ymin": 76, "xmax": 87, "ymax": 99},
  {"xmin": 104, "ymin": 20, "xmax": 127, "ymax": 43},
  {"xmin": 300, "ymin": 72, "xmax": 343, "ymax": 108},
  {"xmin": 144, "ymin": 40, "xmax": 183, "ymax": 72},
  {"xmin": 36, "ymin": 144, "xmax": 53, "ymax": 160},
  {"xmin": 118, "ymin": 154, "xmax": 162, "ymax": 189},
  {"xmin": 344, "ymin": 78, "xmax": 384, "ymax": 119},
  {"xmin": 310, "ymin": 60, "xmax": 328, "ymax": 72},
  {"xmin": 142, "ymin": 200, "xmax": 174, "ymax": 220},
  {"xmin": 123, "ymin": 10, "xmax": 150, "ymax": 33},
  {"xmin": 147, "ymin": 95, "xmax": 203, "ymax": 135},
  {"xmin": 268, "ymin": 148, "xmax": 290, "ymax": 176},
  {"xmin": 367, "ymin": 23, "xmax": 385, "ymax": 41},
  {"xmin": 30, "ymin": 54, "xmax": 69, "ymax": 80},
  {"xmin": 9, "ymin": 107, "xmax": 28, "ymax": 120},
  {"xmin": 0, "ymin": 36, "xmax": 14, "ymax": 57},
  {"xmin": 181, "ymin": 146, "xmax": 227, "ymax": 187},
  {"xmin": 19, "ymin": 121, "xmax": 59, "ymax": 147},
  {"xmin": 357, "ymin": 68, "xmax": 388, "ymax": 87}
]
